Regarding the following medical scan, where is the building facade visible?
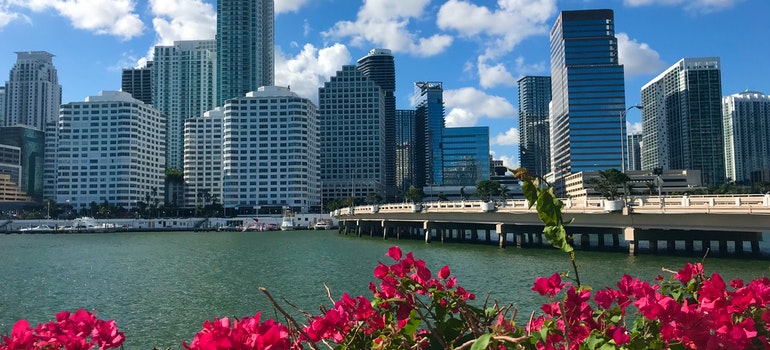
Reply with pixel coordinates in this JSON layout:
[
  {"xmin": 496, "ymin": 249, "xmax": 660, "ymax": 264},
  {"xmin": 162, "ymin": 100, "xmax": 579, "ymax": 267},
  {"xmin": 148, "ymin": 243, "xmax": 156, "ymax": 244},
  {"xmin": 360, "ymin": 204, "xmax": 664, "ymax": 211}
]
[
  {"xmin": 3, "ymin": 51, "xmax": 62, "ymax": 130},
  {"xmin": 641, "ymin": 57, "xmax": 724, "ymax": 186},
  {"xmin": 549, "ymin": 10, "xmax": 626, "ymax": 183},
  {"xmin": 0, "ymin": 86, "xmax": 5, "ymax": 126},
  {"xmin": 626, "ymin": 133, "xmax": 643, "ymax": 171},
  {"xmin": 153, "ymin": 40, "xmax": 217, "ymax": 171},
  {"xmin": 319, "ymin": 66, "xmax": 385, "ymax": 205},
  {"xmin": 723, "ymin": 90, "xmax": 770, "ymax": 184},
  {"xmin": 517, "ymin": 75, "xmax": 551, "ymax": 177},
  {"xmin": 442, "ymin": 126, "xmax": 490, "ymax": 186},
  {"xmin": 121, "ymin": 62, "xmax": 154, "ymax": 105},
  {"xmin": 183, "ymin": 108, "xmax": 224, "ymax": 209},
  {"xmin": 357, "ymin": 49, "xmax": 397, "ymax": 200},
  {"xmin": 395, "ymin": 109, "xmax": 415, "ymax": 196},
  {"xmin": 216, "ymin": 0, "xmax": 274, "ymax": 106},
  {"xmin": 0, "ymin": 126, "xmax": 45, "ymax": 200},
  {"xmin": 221, "ymin": 87, "xmax": 319, "ymax": 214},
  {"xmin": 414, "ymin": 81, "xmax": 445, "ymax": 188},
  {"xmin": 47, "ymin": 91, "xmax": 166, "ymax": 210}
]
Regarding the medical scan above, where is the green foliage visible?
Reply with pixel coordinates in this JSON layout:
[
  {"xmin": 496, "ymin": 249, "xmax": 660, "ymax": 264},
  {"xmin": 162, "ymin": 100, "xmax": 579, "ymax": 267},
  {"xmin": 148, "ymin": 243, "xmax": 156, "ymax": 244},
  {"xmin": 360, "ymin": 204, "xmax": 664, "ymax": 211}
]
[
  {"xmin": 405, "ymin": 186, "xmax": 425, "ymax": 204},
  {"xmin": 474, "ymin": 180, "xmax": 501, "ymax": 202},
  {"xmin": 585, "ymin": 168, "xmax": 631, "ymax": 200},
  {"xmin": 365, "ymin": 192, "xmax": 383, "ymax": 205}
]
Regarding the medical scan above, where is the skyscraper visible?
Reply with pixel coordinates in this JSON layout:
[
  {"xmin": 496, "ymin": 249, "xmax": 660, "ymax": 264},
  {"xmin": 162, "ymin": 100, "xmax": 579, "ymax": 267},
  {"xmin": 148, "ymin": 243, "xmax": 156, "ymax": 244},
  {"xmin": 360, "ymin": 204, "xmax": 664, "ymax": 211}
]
[
  {"xmin": 319, "ymin": 65, "xmax": 385, "ymax": 203},
  {"xmin": 122, "ymin": 62, "xmax": 154, "ymax": 105},
  {"xmin": 184, "ymin": 108, "xmax": 224, "ymax": 208},
  {"xmin": 414, "ymin": 81, "xmax": 445, "ymax": 188},
  {"xmin": 626, "ymin": 133, "xmax": 643, "ymax": 171},
  {"xmin": 0, "ymin": 86, "xmax": 6, "ymax": 126},
  {"xmin": 517, "ymin": 75, "xmax": 551, "ymax": 177},
  {"xmin": 549, "ymin": 10, "xmax": 626, "ymax": 183},
  {"xmin": 357, "ymin": 49, "xmax": 396, "ymax": 199},
  {"xmin": 442, "ymin": 126, "xmax": 490, "ymax": 186},
  {"xmin": 395, "ymin": 109, "xmax": 415, "ymax": 195},
  {"xmin": 3, "ymin": 51, "xmax": 62, "ymax": 130},
  {"xmin": 641, "ymin": 57, "xmax": 724, "ymax": 185},
  {"xmin": 723, "ymin": 90, "xmax": 770, "ymax": 184},
  {"xmin": 153, "ymin": 40, "xmax": 217, "ymax": 170},
  {"xmin": 216, "ymin": 0, "xmax": 274, "ymax": 106}
]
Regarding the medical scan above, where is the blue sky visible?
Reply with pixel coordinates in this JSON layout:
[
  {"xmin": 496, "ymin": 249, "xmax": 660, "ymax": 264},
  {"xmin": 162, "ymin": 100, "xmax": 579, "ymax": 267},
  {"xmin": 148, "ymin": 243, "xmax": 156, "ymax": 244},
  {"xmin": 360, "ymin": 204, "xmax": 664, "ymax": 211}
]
[{"xmin": 1, "ymin": 0, "xmax": 768, "ymax": 169}]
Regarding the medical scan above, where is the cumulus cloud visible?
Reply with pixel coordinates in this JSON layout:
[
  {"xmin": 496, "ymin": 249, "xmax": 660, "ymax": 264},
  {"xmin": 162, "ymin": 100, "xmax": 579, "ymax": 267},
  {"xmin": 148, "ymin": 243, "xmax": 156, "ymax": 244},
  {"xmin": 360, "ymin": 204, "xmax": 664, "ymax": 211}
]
[
  {"xmin": 617, "ymin": 33, "xmax": 667, "ymax": 77},
  {"xmin": 149, "ymin": 0, "xmax": 216, "ymax": 46},
  {"xmin": 322, "ymin": 0, "xmax": 453, "ymax": 57},
  {"xmin": 441, "ymin": 87, "xmax": 516, "ymax": 127},
  {"xmin": 0, "ymin": 5, "xmax": 24, "ymax": 27},
  {"xmin": 274, "ymin": 43, "xmax": 352, "ymax": 104},
  {"xmin": 478, "ymin": 59, "xmax": 515, "ymax": 89},
  {"xmin": 4, "ymin": 0, "xmax": 144, "ymax": 39},
  {"xmin": 275, "ymin": 0, "xmax": 311, "ymax": 14},
  {"xmin": 493, "ymin": 128, "xmax": 520, "ymax": 146},
  {"xmin": 623, "ymin": 0, "xmax": 743, "ymax": 14},
  {"xmin": 493, "ymin": 153, "xmax": 519, "ymax": 170},
  {"xmin": 628, "ymin": 121, "xmax": 643, "ymax": 134}
]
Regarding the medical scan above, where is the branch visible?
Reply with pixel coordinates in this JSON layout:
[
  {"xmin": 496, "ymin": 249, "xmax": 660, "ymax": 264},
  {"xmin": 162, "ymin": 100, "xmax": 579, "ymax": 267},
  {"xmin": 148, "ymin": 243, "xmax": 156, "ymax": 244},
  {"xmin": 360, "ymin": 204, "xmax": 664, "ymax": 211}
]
[{"xmin": 259, "ymin": 287, "xmax": 321, "ymax": 350}]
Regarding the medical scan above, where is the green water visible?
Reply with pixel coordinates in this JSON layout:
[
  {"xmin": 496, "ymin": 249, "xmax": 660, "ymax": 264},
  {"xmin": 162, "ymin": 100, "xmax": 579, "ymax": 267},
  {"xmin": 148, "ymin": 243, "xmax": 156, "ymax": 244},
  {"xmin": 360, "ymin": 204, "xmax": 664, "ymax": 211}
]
[{"xmin": 1, "ymin": 230, "xmax": 768, "ymax": 348}]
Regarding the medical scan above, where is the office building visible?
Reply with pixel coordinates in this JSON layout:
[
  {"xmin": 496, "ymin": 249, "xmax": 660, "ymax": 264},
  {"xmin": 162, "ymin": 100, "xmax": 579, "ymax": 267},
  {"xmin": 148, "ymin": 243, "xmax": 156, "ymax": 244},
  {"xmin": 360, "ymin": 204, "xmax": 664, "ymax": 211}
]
[
  {"xmin": 121, "ymin": 62, "xmax": 154, "ymax": 105},
  {"xmin": 0, "ymin": 126, "xmax": 45, "ymax": 200},
  {"xmin": 216, "ymin": 0, "xmax": 274, "ymax": 106},
  {"xmin": 549, "ymin": 10, "xmax": 626, "ymax": 184},
  {"xmin": 0, "ymin": 144, "xmax": 24, "ymax": 199},
  {"xmin": 626, "ymin": 133, "xmax": 643, "ymax": 171},
  {"xmin": 319, "ymin": 66, "xmax": 385, "ymax": 204},
  {"xmin": 221, "ymin": 86, "xmax": 319, "ymax": 214},
  {"xmin": 442, "ymin": 126, "xmax": 490, "ymax": 186},
  {"xmin": 723, "ymin": 90, "xmax": 770, "ymax": 184},
  {"xmin": 641, "ymin": 57, "xmax": 724, "ymax": 185},
  {"xmin": 517, "ymin": 75, "xmax": 551, "ymax": 177},
  {"xmin": 3, "ymin": 51, "xmax": 62, "ymax": 130},
  {"xmin": 183, "ymin": 108, "xmax": 224, "ymax": 208},
  {"xmin": 153, "ymin": 40, "xmax": 217, "ymax": 171},
  {"xmin": 0, "ymin": 86, "xmax": 5, "ymax": 126},
  {"xmin": 357, "ymin": 49, "xmax": 397, "ymax": 199},
  {"xmin": 48, "ymin": 91, "xmax": 166, "ymax": 210},
  {"xmin": 414, "ymin": 81, "xmax": 445, "ymax": 188},
  {"xmin": 395, "ymin": 109, "xmax": 415, "ymax": 195}
]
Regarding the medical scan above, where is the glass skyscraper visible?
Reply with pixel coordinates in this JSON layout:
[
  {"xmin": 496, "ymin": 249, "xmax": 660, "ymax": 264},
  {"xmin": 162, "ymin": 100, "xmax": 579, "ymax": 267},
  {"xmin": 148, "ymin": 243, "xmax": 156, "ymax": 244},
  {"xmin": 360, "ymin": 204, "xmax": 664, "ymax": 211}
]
[
  {"xmin": 216, "ymin": 0, "xmax": 274, "ymax": 106},
  {"xmin": 414, "ymin": 82, "xmax": 445, "ymax": 188},
  {"xmin": 395, "ymin": 109, "xmax": 415, "ymax": 194},
  {"xmin": 517, "ymin": 75, "xmax": 551, "ymax": 178},
  {"xmin": 723, "ymin": 91, "xmax": 770, "ymax": 184},
  {"xmin": 549, "ymin": 9, "xmax": 626, "ymax": 183},
  {"xmin": 122, "ymin": 62, "xmax": 153, "ymax": 105},
  {"xmin": 442, "ymin": 127, "xmax": 490, "ymax": 186}
]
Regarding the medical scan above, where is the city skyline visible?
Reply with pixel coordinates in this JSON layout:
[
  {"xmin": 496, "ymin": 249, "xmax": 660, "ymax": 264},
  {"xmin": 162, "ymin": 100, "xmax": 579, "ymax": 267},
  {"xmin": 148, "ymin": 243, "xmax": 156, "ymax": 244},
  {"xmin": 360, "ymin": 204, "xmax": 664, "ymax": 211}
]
[{"xmin": 0, "ymin": 0, "xmax": 768, "ymax": 169}]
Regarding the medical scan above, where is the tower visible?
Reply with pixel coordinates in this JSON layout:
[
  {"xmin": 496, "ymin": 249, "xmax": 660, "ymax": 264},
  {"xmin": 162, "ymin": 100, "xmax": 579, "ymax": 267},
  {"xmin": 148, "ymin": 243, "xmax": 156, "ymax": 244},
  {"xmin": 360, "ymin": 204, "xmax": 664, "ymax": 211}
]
[
  {"xmin": 3, "ymin": 51, "xmax": 62, "ymax": 130},
  {"xmin": 517, "ymin": 76, "xmax": 551, "ymax": 177},
  {"xmin": 549, "ymin": 10, "xmax": 626, "ymax": 184},
  {"xmin": 216, "ymin": 0, "xmax": 274, "ymax": 106},
  {"xmin": 414, "ymin": 82, "xmax": 445, "ymax": 188},
  {"xmin": 641, "ymin": 57, "xmax": 724, "ymax": 185},
  {"xmin": 722, "ymin": 90, "xmax": 770, "ymax": 184},
  {"xmin": 122, "ymin": 62, "xmax": 154, "ymax": 105}
]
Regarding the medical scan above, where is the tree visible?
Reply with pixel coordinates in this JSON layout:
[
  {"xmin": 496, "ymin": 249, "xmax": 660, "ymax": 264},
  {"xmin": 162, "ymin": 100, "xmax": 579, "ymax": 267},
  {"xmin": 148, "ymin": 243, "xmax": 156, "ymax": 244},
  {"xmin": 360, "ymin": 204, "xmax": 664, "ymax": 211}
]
[
  {"xmin": 498, "ymin": 185, "xmax": 510, "ymax": 203},
  {"xmin": 404, "ymin": 186, "xmax": 425, "ymax": 204},
  {"xmin": 437, "ymin": 192, "xmax": 448, "ymax": 201},
  {"xmin": 474, "ymin": 180, "xmax": 501, "ymax": 202},
  {"xmin": 586, "ymin": 168, "xmax": 631, "ymax": 200},
  {"xmin": 365, "ymin": 192, "xmax": 383, "ymax": 205}
]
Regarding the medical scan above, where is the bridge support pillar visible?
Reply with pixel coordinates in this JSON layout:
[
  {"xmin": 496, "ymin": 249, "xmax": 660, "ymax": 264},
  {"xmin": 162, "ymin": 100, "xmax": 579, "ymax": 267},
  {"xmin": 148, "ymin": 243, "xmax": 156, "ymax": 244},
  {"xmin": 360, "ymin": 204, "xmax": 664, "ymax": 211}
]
[
  {"xmin": 423, "ymin": 221, "xmax": 431, "ymax": 244},
  {"xmin": 735, "ymin": 240, "xmax": 744, "ymax": 254},
  {"xmin": 612, "ymin": 233, "xmax": 620, "ymax": 249},
  {"xmin": 581, "ymin": 234, "xmax": 590, "ymax": 250},
  {"xmin": 702, "ymin": 240, "xmax": 711, "ymax": 254},
  {"xmin": 598, "ymin": 234, "xmax": 605, "ymax": 250},
  {"xmin": 496, "ymin": 223, "xmax": 506, "ymax": 248},
  {"xmin": 485, "ymin": 229, "xmax": 492, "ymax": 244},
  {"xmin": 667, "ymin": 240, "xmax": 675, "ymax": 254},
  {"xmin": 685, "ymin": 240, "xmax": 694, "ymax": 255},
  {"xmin": 719, "ymin": 240, "xmax": 728, "ymax": 255},
  {"xmin": 623, "ymin": 227, "xmax": 636, "ymax": 255},
  {"xmin": 752, "ymin": 240, "xmax": 760, "ymax": 256},
  {"xmin": 650, "ymin": 240, "xmax": 659, "ymax": 254}
]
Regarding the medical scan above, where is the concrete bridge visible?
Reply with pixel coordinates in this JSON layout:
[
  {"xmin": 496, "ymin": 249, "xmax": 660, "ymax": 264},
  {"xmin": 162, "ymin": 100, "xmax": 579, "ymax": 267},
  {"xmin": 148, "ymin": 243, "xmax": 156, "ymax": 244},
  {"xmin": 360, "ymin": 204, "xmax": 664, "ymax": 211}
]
[{"xmin": 333, "ymin": 194, "xmax": 770, "ymax": 257}]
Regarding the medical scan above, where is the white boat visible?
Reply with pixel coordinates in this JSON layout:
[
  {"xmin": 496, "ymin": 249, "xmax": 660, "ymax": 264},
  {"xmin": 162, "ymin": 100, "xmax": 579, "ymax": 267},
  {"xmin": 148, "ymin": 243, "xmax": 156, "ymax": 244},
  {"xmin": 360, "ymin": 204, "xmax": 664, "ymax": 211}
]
[
  {"xmin": 280, "ymin": 210, "xmax": 295, "ymax": 231},
  {"xmin": 20, "ymin": 224, "xmax": 54, "ymax": 232},
  {"xmin": 313, "ymin": 220, "xmax": 333, "ymax": 230}
]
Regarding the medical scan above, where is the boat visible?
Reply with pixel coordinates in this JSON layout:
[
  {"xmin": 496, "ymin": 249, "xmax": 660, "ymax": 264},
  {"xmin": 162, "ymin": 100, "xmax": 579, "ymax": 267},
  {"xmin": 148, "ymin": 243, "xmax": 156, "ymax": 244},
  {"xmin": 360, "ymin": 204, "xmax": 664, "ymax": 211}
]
[
  {"xmin": 313, "ymin": 220, "xmax": 333, "ymax": 230},
  {"xmin": 19, "ymin": 224, "xmax": 54, "ymax": 232},
  {"xmin": 280, "ymin": 209, "xmax": 295, "ymax": 231}
]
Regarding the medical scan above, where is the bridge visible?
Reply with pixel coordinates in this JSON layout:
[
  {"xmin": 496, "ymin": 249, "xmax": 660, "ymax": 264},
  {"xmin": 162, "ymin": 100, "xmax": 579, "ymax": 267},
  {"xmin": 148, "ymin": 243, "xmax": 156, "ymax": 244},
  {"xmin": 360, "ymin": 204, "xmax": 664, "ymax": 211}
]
[{"xmin": 333, "ymin": 194, "xmax": 770, "ymax": 257}]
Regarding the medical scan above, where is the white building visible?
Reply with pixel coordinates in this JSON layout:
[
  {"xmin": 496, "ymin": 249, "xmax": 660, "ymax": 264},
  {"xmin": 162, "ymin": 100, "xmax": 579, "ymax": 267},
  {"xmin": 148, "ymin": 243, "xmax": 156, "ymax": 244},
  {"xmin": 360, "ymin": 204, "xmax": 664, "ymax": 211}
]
[
  {"xmin": 183, "ymin": 108, "xmax": 224, "ymax": 208},
  {"xmin": 47, "ymin": 91, "xmax": 166, "ymax": 210},
  {"xmin": 221, "ymin": 86, "xmax": 319, "ymax": 214},
  {"xmin": 723, "ymin": 91, "xmax": 770, "ymax": 184},
  {"xmin": 3, "ymin": 51, "xmax": 62, "ymax": 130},
  {"xmin": 0, "ymin": 86, "xmax": 6, "ymax": 126}
]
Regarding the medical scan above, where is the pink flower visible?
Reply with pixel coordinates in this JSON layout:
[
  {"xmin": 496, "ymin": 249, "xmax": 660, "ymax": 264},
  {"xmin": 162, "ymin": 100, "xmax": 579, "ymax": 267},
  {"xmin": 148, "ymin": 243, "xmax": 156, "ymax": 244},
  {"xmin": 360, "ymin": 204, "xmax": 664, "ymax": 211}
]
[
  {"xmin": 532, "ymin": 273, "xmax": 565, "ymax": 297},
  {"xmin": 438, "ymin": 265, "xmax": 450, "ymax": 279},
  {"xmin": 385, "ymin": 246, "xmax": 402, "ymax": 261}
]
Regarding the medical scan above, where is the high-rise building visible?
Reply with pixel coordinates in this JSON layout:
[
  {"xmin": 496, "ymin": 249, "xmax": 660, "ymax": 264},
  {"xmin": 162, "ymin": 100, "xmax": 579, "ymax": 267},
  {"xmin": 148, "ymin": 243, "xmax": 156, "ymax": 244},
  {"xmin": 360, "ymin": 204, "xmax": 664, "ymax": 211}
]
[
  {"xmin": 641, "ymin": 57, "xmax": 724, "ymax": 186},
  {"xmin": 221, "ymin": 86, "xmax": 319, "ymax": 214},
  {"xmin": 183, "ymin": 108, "xmax": 224, "ymax": 208},
  {"xmin": 0, "ymin": 126, "xmax": 45, "ymax": 200},
  {"xmin": 0, "ymin": 86, "xmax": 6, "ymax": 126},
  {"xmin": 357, "ymin": 49, "xmax": 397, "ymax": 199},
  {"xmin": 395, "ymin": 109, "xmax": 415, "ymax": 195},
  {"xmin": 0, "ymin": 144, "xmax": 24, "ymax": 199},
  {"xmin": 517, "ymin": 75, "xmax": 551, "ymax": 177},
  {"xmin": 153, "ymin": 40, "xmax": 217, "ymax": 170},
  {"xmin": 626, "ymin": 133, "xmax": 643, "ymax": 171},
  {"xmin": 3, "ymin": 51, "xmax": 62, "ymax": 130},
  {"xmin": 549, "ymin": 10, "xmax": 626, "ymax": 184},
  {"xmin": 121, "ymin": 62, "xmax": 154, "ymax": 105},
  {"xmin": 723, "ymin": 90, "xmax": 770, "ymax": 184},
  {"xmin": 442, "ymin": 126, "xmax": 490, "ymax": 186},
  {"xmin": 319, "ymin": 66, "xmax": 385, "ymax": 204},
  {"xmin": 48, "ymin": 91, "xmax": 166, "ymax": 209},
  {"xmin": 414, "ymin": 81, "xmax": 445, "ymax": 188},
  {"xmin": 216, "ymin": 0, "xmax": 274, "ymax": 106}
]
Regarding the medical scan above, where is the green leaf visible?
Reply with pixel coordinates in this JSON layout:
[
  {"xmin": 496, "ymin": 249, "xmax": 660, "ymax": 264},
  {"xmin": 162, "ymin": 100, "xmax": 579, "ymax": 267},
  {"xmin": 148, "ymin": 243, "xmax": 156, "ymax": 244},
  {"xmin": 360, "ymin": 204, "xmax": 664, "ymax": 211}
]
[
  {"xmin": 543, "ymin": 225, "xmax": 574, "ymax": 253},
  {"xmin": 402, "ymin": 310, "xmax": 422, "ymax": 336},
  {"xmin": 599, "ymin": 343, "xmax": 618, "ymax": 350},
  {"xmin": 522, "ymin": 181, "xmax": 538, "ymax": 208},
  {"xmin": 485, "ymin": 307, "xmax": 497, "ymax": 318},
  {"xmin": 470, "ymin": 333, "xmax": 492, "ymax": 350}
]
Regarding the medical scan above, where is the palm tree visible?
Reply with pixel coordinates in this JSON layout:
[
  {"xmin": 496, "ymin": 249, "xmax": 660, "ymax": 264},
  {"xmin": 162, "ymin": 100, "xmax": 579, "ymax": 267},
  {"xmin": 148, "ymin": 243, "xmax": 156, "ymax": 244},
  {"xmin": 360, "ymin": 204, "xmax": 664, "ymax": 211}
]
[{"xmin": 586, "ymin": 169, "xmax": 631, "ymax": 201}]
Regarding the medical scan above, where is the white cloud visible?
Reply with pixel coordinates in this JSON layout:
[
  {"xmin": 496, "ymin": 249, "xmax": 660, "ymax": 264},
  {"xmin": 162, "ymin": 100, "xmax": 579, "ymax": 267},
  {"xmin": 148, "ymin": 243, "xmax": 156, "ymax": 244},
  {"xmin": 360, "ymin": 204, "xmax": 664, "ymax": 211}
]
[
  {"xmin": 322, "ymin": 0, "xmax": 453, "ymax": 57},
  {"xmin": 617, "ymin": 33, "xmax": 667, "ymax": 77},
  {"xmin": 149, "ymin": 0, "xmax": 216, "ymax": 46},
  {"xmin": 275, "ymin": 0, "xmax": 310, "ymax": 14},
  {"xmin": 274, "ymin": 43, "xmax": 352, "ymax": 104},
  {"xmin": 493, "ymin": 127, "xmax": 520, "ymax": 146},
  {"xmin": 477, "ymin": 59, "xmax": 515, "ymax": 89},
  {"xmin": 0, "ymin": 5, "xmax": 24, "ymax": 27},
  {"xmin": 628, "ymin": 121, "xmax": 643, "ymax": 134},
  {"xmin": 443, "ymin": 87, "xmax": 516, "ymax": 127},
  {"xmin": 623, "ymin": 0, "xmax": 743, "ymax": 14},
  {"xmin": 493, "ymin": 153, "xmax": 519, "ymax": 170},
  {"xmin": 7, "ymin": 0, "xmax": 145, "ymax": 39}
]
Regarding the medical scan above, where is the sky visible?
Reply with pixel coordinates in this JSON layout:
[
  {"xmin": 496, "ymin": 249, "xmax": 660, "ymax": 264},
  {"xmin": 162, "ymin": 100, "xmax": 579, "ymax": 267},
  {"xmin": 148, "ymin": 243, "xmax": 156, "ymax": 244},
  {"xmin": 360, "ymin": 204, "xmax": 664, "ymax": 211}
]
[{"xmin": 0, "ymin": 0, "xmax": 768, "ymax": 169}]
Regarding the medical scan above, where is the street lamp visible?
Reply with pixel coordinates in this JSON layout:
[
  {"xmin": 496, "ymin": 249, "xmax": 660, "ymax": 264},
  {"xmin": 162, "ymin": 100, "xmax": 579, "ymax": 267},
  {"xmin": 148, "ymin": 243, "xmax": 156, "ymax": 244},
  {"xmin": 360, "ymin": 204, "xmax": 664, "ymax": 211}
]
[{"xmin": 620, "ymin": 105, "xmax": 643, "ymax": 173}]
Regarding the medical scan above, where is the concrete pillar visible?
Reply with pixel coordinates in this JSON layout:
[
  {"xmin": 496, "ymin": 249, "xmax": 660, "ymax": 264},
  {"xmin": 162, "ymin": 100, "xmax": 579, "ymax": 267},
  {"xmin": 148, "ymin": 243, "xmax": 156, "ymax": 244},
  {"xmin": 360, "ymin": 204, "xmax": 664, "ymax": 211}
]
[
  {"xmin": 685, "ymin": 240, "xmax": 694, "ymax": 255},
  {"xmin": 423, "ymin": 221, "xmax": 431, "ymax": 244},
  {"xmin": 629, "ymin": 240, "xmax": 637, "ymax": 256},
  {"xmin": 496, "ymin": 223, "xmax": 506, "ymax": 248},
  {"xmin": 623, "ymin": 227, "xmax": 636, "ymax": 255},
  {"xmin": 598, "ymin": 233, "xmax": 605, "ymax": 250},
  {"xmin": 485, "ymin": 230, "xmax": 492, "ymax": 244},
  {"xmin": 702, "ymin": 240, "xmax": 711, "ymax": 254},
  {"xmin": 612, "ymin": 233, "xmax": 620, "ymax": 249},
  {"xmin": 650, "ymin": 240, "xmax": 659, "ymax": 253},
  {"xmin": 581, "ymin": 234, "xmax": 590, "ymax": 250},
  {"xmin": 667, "ymin": 240, "xmax": 676, "ymax": 254},
  {"xmin": 752, "ymin": 240, "xmax": 761, "ymax": 256},
  {"xmin": 719, "ymin": 240, "xmax": 728, "ymax": 255},
  {"xmin": 735, "ymin": 241, "xmax": 744, "ymax": 254}
]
